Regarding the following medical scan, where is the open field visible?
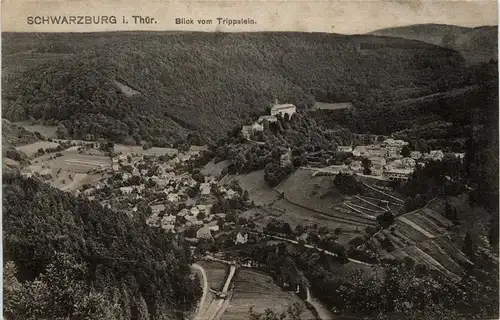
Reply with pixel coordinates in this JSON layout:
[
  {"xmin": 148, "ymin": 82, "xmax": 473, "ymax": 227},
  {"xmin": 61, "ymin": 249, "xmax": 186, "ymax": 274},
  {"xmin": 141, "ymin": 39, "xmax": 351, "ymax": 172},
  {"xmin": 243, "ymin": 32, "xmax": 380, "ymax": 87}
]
[
  {"xmin": 311, "ymin": 101, "xmax": 354, "ymax": 111},
  {"xmin": 271, "ymin": 200, "xmax": 368, "ymax": 245},
  {"xmin": 197, "ymin": 261, "xmax": 229, "ymax": 292},
  {"xmin": 201, "ymin": 160, "xmax": 229, "ymax": 178},
  {"xmin": 275, "ymin": 169, "xmax": 377, "ymax": 231},
  {"xmin": 276, "ymin": 168, "xmax": 343, "ymax": 209},
  {"xmin": 16, "ymin": 141, "xmax": 61, "ymax": 157},
  {"xmin": 14, "ymin": 121, "xmax": 58, "ymax": 138},
  {"xmin": 220, "ymin": 268, "xmax": 314, "ymax": 320},
  {"xmin": 227, "ymin": 170, "xmax": 281, "ymax": 206},
  {"xmin": 23, "ymin": 149, "xmax": 111, "ymax": 191},
  {"xmin": 113, "ymin": 145, "xmax": 178, "ymax": 157}
]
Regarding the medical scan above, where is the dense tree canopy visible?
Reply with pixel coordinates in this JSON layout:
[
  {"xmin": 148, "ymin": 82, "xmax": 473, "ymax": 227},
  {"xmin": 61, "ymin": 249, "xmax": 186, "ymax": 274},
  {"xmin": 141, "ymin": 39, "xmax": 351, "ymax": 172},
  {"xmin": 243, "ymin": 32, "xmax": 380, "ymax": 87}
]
[{"xmin": 3, "ymin": 172, "xmax": 201, "ymax": 320}]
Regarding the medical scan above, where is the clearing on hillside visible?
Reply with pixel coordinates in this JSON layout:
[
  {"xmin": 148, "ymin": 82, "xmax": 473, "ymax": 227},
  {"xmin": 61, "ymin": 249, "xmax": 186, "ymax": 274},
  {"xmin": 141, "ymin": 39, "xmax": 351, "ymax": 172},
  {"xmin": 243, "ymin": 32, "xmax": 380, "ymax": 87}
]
[
  {"xmin": 201, "ymin": 160, "xmax": 229, "ymax": 178},
  {"xmin": 226, "ymin": 170, "xmax": 281, "ymax": 206},
  {"xmin": 220, "ymin": 268, "xmax": 314, "ymax": 320},
  {"xmin": 14, "ymin": 121, "xmax": 58, "ymax": 139},
  {"xmin": 24, "ymin": 149, "xmax": 111, "ymax": 191},
  {"xmin": 273, "ymin": 169, "xmax": 376, "ymax": 239},
  {"xmin": 16, "ymin": 141, "xmax": 62, "ymax": 157},
  {"xmin": 113, "ymin": 145, "xmax": 178, "ymax": 157},
  {"xmin": 311, "ymin": 101, "xmax": 354, "ymax": 111}
]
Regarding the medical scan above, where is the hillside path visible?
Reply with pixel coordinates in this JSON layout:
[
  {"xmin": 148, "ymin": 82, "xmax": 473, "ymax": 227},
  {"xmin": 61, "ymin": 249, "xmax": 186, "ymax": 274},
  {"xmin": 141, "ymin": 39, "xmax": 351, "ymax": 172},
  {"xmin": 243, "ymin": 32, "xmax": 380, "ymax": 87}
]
[{"xmin": 191, "ymin": 264, "xmax": 209, "ymax": 320}]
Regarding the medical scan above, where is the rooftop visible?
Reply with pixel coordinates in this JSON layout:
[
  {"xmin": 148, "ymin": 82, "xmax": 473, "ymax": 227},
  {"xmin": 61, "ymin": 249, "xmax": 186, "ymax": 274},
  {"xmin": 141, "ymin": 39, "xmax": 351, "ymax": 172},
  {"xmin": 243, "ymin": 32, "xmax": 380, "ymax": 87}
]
[{"xmin": 271, "ymin": 103, "xmax": 296, "ymax": 110}]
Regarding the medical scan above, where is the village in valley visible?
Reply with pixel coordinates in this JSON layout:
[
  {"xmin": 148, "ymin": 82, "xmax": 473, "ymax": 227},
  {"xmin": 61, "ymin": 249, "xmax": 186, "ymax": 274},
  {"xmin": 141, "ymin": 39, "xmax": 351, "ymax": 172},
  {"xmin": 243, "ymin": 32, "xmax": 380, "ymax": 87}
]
[
  {"xmin": 15, "ymin": 100, "xmax": 470, "ymax": 261},
  {"xmin": 3, "ymin": 17, "xmax": 499, "ymax": 320},
  {"xmin": 7, "ymin": 97, "xmax": 486, "ymax": 320}
]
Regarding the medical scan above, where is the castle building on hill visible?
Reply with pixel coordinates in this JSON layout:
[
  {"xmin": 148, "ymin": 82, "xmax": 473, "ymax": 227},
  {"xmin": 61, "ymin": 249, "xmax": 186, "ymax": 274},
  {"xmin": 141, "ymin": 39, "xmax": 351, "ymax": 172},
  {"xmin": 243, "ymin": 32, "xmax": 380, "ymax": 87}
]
[{"xmin": 270, "ymin": 100, "xmax": 296, "ymax": 118}]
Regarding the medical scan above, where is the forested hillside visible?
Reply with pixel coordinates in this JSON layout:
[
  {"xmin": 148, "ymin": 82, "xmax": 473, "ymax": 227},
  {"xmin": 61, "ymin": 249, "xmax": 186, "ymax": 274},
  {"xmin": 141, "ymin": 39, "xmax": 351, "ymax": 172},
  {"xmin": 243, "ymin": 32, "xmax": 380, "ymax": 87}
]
[
  {"xmin": 2, "ymin": 32, "xmax": 464, "ymax": 145},
  {"xmin": 2, "ymin": 119, "xmax": 43, "ymax": 147},
  {"xmin": 312, "ymin": 67, "xmax": 498, "ymax": 148},
  {"xmin": 2, "ymin": 119, "xmax": 44, "ymax": 165},
  {"xmin": 3, "ymin": 172, "xmax": 201, "ymax": 320},
  {"xmin": 369, "ymin": 24, "xmax": 498, "ymax": 64}
]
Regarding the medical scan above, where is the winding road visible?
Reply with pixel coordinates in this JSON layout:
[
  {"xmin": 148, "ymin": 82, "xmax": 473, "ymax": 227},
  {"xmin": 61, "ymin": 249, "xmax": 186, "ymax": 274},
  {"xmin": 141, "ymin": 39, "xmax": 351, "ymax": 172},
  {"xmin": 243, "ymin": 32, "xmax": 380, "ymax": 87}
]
[
  {"xmin": 191, "ymin": 261, "xmax": 237, "ymax": 320},
  {"xmin": 306, "ymin": 287, "xmax": 335, "ymax": 320},
  {"xmin": 191, "ymin": 264, "xmax": 208, "ymax": 320},
  {"xmin": 247, "ymin": 230, "xmax": 375, "ymax": 267}
]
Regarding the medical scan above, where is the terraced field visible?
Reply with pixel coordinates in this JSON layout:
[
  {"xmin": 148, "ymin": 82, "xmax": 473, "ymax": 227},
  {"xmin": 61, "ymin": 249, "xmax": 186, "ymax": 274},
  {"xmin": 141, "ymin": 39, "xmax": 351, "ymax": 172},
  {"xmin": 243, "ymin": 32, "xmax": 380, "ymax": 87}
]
[
  {"xmin": 23, "ymin": 149, "xmax": 111, "ymax": 191},
  {"xmin": 374, "ymin": 203, "xmax": 472, "ymax": 280},
  {"xmin": 275, "ymin": 169, "xmax": 377, "ymax": 228},
  {"xmin": 220, "ymin": 268, "xmax": 314, "ymax": 320},
  {"xmin": 16, "ymin": 141, "xmax": 61, "ymax": 157}
]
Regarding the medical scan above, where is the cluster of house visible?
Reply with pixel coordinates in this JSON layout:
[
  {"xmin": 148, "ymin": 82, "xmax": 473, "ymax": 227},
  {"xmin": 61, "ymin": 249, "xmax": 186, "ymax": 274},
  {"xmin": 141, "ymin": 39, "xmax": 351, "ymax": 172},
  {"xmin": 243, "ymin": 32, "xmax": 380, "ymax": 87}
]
[
  {"xmin": 241, "ymin": 101, "xmax": 297, "ymax": 139},
  {"xmin": 335, "ymin": 139, "xmax": 463, "ymax": 181},
  {"xmin": 79, "ymin": 147, "xmax": 243, "ymax": 238}
]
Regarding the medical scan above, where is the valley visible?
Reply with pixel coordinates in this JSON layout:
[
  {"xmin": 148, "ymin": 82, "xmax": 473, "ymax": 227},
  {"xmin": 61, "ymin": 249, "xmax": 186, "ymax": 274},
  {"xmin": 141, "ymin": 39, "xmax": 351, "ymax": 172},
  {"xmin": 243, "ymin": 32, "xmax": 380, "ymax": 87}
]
[{"xmin": 2, "ymin": 26, "xmax": 498, "ymax": 320}]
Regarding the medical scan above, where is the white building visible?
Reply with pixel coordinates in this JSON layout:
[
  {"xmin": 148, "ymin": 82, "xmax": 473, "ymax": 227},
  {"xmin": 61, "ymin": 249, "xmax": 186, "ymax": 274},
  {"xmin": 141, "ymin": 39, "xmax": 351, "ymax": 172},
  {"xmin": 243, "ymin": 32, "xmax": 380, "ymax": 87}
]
[
  {"xmin": 235, "ymin": 232, "xmax": 248, "ymax": 244},
  {"xmin": 120, "ymin": 186, "xmax": 134, "ymax": 195},
  {"xmin": 151, "ymin": 204, "xmax": 166, "ymax": 214},
  {"xmin": 337, "ymin": 146, "xmax": 353, "ymax": 153},
  {"xmin": 161, "ymin": 215, "xmax": 176, "ymax": 231},
  {"xmin": 241, "ymin": 125, "xmax": 253, "ymax": 140},
  {"xmin": 167, "ymin": 193, "xmax": 180, "ymax": 203},
  {"xmin": 383, "ymin": 168, "xmax": 414, "ymax": 181},
  {"xmin": 280, "ymin": 148, "xmax": 292, "ymax": 166},
  {"xmin": 242, "ymin": 122, "xmax": 264, "ymax": 140},
  {"xmin": 270, "ymin": 103, "xmax": 296, "ymax": 118},
  {"xmin": 196, "ymin": 226, "xmax": 213, "ymax": 239},
  {"xmin": 252, "ymin": 122, "xmax": 264, "ymax": 132},
  {"xmin": 258, "ymin": 115, "xmax": 278, "ymax": 123},
  {"xmin": 353, "ymin": 146, "xmax": 369, "ymax": 157},
  {"xmin": 369, "ymin": 156, "xmax": 386, "ymax": 167},
  {"xmin": 224, "ymin": 189, "xmax": 237, "ymax": 199},
  {"xmin": 410, "ymin": 151, "xmax": 422, "ymax": 160},
  {"xmin": 190, "ymin": 207, "xmax": 200, "ymax": 217},
  {"xmin": 383, "ymin": 139, "xmax": 408, "ymax": 147},
  {"xmin": 401, "ymin": 157, "xmax": 416, "ymax": 168},
  {"xmin": 177, "ymin": 209, "xmax": 189, "ymax": 217},
  {"xmin": 349, "ymin": 160, "xmax": 363, "ymax": 173},
  {"xmin": 122, "ymin": 172, "xmax": 132, "ymax": 181},
  {"xmin": 427, "ymin": 150, "xmax": 444, "ymax": 161},
  {"xmin": 200, "ymin": 182, "xmax": 211, "ymax": 195},
  {"xmin": 208, "ymin": 225, "xmax": 219, "ymax": 232}
]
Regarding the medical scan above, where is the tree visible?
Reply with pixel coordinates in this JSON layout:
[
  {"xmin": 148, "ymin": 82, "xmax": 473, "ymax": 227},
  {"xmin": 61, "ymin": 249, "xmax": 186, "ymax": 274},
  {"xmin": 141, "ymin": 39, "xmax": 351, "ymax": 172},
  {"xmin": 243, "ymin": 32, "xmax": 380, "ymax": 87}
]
[
  {"xmin": 401, "ymin": 145, "xmax": 411, "ymax": 158},
  {"xmin": 376, "ymin": 212, "xmax": 395, "ymax": 228},
  {"xmin": 55, "ymin": 123, "xmax": 69, "ymax": 139},
  {"xmin": 362, "ymin": 158, "xmax": 372, "ymax": 175},
  {"xmin": 249, "ymin": 307, "xmax": 286, "ymax": 320},
  {"xmin": 462, "ymin": 232, "xmax": 474, "ymax": 259},
  {"xmin": 415, "ymin": 139, "xmax": 428, "ymax": 153},
  {"xmin": 404, "ymin": 197, "xmax": 414, "ymax": 213},
  {"xmin": 243, "ymin": 190, "xmax": 250, "ymax": 201}
]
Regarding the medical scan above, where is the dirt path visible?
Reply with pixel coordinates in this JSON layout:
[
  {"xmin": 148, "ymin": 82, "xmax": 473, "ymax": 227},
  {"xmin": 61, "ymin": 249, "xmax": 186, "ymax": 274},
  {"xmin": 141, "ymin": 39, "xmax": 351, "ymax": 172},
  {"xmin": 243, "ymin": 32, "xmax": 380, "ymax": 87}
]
[
  {"xmin": 195, "ymin": 258, "xmax": 237, "ymax": 320},
  {"xmin": 222, "ymin": 265, "xmax": 236, "ymax": 293},
  {"xmin": 362, "ymin": 183, "xmax": 404, "ymax": 203},
  {"xmin": 191, "ymin": 264, "xmax": 208, "ymax": 320},
  {"xmin": 248, "ymin": 231, "xmax": 375, "ymax": 267},
  {"xmin": 306, "ymin": 287, "xmax": 335, "ymax": 320}
]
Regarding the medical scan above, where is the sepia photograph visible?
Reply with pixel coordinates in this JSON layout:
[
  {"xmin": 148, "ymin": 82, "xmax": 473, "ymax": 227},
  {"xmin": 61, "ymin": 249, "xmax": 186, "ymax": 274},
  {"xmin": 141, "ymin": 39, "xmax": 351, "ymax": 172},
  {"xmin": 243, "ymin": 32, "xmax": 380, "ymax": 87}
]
[{"xmin": 1, "ymin": 0, "xmax": 499, "ymax": 319}]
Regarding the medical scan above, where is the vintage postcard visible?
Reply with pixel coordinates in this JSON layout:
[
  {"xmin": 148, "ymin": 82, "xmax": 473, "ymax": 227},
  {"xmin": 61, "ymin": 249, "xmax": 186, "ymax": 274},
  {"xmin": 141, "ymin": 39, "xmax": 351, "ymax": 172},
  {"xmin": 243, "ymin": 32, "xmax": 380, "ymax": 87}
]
[{"xmin": 1, "ymin": 0, "xmax": 499, "ymax": 319}]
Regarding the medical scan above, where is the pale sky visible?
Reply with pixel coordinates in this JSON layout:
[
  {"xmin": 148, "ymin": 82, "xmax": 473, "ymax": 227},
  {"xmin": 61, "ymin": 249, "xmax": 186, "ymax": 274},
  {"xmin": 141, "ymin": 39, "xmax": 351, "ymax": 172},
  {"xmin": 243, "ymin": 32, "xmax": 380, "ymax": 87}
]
[{"xmin": 1, "ymin": 0, "xmax": 498, "ymax": 34}]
